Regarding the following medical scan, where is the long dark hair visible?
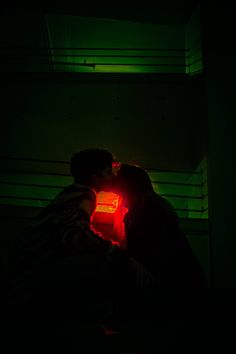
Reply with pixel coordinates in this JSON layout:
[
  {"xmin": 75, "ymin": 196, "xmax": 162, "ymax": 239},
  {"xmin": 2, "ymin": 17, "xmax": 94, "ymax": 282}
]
[{"xmin": 114, "ymin": 164, "xmax": 154, "ymax": 198}]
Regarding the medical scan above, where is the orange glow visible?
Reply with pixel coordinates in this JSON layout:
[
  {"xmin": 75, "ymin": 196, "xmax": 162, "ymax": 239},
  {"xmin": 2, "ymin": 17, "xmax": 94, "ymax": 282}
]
[
  {"xmin": 96, "ymin": 191, "xmax": 120, "ymax": 214},
  {"xmin": 91, "ymin": 191, "xmax": 128, "ymax": 248}
]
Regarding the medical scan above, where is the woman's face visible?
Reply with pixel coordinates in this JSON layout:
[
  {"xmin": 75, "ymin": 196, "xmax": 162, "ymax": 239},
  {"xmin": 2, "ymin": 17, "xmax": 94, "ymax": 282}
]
[{"xmin": 113, "ymin": 182, "xmax": 132, "ymax": 208}]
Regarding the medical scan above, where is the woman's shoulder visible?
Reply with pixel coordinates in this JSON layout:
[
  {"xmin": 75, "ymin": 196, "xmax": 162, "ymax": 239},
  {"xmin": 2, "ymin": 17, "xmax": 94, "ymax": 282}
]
[
  {"xmin": 125, "ymin": 192, "xmax": 178, "ymax": 225},
  {"xmin": 126, "ymin": 193, "xmax": 160, "ymax": 222},
  {"xmin": 141, "ymin": 192, "xmax": 172, "ymax": 209},
  {"xmin": 141, "ymin": 192, "xmax": 178, "ymax": 221}
]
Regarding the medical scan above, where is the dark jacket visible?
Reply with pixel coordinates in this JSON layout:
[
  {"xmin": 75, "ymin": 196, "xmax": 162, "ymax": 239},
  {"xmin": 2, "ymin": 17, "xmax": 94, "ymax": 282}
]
[
  {"xmin": 124, "ymin": 192, "xmax": 207, "ymax": 290},
  {"xmin": 7, "ymin": 184, "xmax": 156, "ymax": 327}
]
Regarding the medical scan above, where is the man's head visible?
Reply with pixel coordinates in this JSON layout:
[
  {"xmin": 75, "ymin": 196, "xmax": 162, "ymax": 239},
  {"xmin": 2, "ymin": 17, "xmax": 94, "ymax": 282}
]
[{"xmin": 70, "ymin": 148, "xmax": 114, "ymax": 192}]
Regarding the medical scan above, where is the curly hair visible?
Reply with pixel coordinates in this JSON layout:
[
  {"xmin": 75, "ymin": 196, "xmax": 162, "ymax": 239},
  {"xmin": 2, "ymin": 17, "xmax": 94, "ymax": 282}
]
[{"xmin": 70, "ymin": 148, "xmax": 114, "ymax": 184}]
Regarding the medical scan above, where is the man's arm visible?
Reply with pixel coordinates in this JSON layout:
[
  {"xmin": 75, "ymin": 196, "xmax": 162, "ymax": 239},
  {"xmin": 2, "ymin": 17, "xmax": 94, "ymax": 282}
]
[{"xmin": 59, "ymin": 198, "xmax": 157, "ymax": 293}]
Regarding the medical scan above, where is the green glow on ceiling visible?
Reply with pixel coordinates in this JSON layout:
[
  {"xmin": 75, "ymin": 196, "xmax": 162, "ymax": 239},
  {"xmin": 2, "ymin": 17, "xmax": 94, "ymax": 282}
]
[
  {"xmin": 65, "ymin": 64, "xmax": 185, "ymax": 74},
  {"xmin": 3, "ymin": 13, "xmax": 202, "ymax": 74},
  {"xmin": 47, "ymin": 48, "xmax": 186, "ymax": 74}
]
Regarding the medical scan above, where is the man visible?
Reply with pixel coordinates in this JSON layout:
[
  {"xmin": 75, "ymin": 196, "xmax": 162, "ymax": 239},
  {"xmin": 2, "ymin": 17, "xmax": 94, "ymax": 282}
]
[{"xmin": 6, "ymin": 149, "xmax": 155, "ymax": 351}]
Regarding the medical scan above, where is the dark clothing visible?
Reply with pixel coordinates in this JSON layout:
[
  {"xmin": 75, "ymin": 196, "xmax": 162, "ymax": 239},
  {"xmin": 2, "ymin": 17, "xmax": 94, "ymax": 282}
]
[
  {"xmin": 6, "ymin": 184, "xmax": 156, "ymax": 335},
  {"xmin": 124, "ymin": 192, "xmax": 207, "ymax": 290},
  {"xmin": 122, "ymin": 192, "xmax": 208, "ymax": 335}
]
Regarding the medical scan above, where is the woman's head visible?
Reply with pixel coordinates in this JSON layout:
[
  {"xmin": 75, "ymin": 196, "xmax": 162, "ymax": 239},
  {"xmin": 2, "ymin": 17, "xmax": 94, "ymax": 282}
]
[{"xmin": 113, "ymin": 164, "xmax": 154, "ymax": 207}]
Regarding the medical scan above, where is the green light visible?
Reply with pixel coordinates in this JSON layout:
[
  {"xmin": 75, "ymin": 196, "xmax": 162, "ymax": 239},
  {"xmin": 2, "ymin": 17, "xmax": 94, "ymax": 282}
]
[
  {"xmin": 0, "ymin": 167, "xmax": 208, "ymax": 219},
  {"xmin": 4, "ymin": 14, "xmax": 197, "ymax": 74}
]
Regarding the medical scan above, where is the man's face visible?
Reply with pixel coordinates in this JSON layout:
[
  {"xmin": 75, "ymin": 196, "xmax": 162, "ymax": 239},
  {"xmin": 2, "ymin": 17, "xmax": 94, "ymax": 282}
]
[{"xmin": 93, "ymin": 166, "xmax": 114, "ymax": 192}]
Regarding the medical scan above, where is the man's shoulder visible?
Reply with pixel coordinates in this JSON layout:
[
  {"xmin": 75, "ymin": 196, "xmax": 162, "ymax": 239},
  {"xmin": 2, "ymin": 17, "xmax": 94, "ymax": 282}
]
[
  {"xmin": 51, "ymin": 184, "xmax": 97, "ymax": 209},
  {"xmin": 61, "ymin": 184, "xmax": 96, "ymax": 199}
]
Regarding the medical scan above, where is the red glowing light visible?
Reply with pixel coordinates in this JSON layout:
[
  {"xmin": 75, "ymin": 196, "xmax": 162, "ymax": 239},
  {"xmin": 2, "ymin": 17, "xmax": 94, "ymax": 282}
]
[
  {"xmin": 92, "ymin": 191, "xmax": 128, "ymax": 248},
  {"xmin": 112, "ymin": 161, "xmax": 121, "ymax": 175},
  {"xmin": 112, "ymin": 161, "xmax": 121, "ymax": 169},
  {"xmin": 96, "ymin": 191, "xmax": 120, "ymax": 214}
]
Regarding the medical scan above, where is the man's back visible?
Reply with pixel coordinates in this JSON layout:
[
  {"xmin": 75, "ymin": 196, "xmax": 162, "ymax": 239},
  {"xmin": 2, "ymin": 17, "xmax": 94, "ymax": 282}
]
[{"xmin": 8, "ymin": 184, "xmax": 156, "ymax": 327}]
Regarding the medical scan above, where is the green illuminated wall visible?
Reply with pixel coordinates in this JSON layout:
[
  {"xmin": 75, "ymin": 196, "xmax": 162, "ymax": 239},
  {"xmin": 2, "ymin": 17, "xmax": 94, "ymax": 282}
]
[
  {"xmin": 0, "ymin": 12, "xmax": 200, "ymax": 74},
  {"xmin": 1, "ymin": 75, "xmax": 202, "ymax": 170},
  {"xmin": 185, "ymin": 2, "xmax": 203, "ymax": 75},
  {"xmin": 1, "ymin": 8, "xmax": 206, "ymax": 176},
  {"xmin": 0, "ymin": 157, "xmax": 207, "ymax": 220},
  {"xmin": 46, "ymin": 15, "xmax": 185, "ymax": 74}
]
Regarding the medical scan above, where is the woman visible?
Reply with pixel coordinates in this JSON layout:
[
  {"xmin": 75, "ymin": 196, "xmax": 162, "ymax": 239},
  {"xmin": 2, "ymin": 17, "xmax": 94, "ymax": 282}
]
[
  {"xmin": 113, "ymin": 163, "xmax": 207, "ymax": 291},
  {"xmin": 111, "ymin": 163, "xmax": 208, "ymax": 353}
]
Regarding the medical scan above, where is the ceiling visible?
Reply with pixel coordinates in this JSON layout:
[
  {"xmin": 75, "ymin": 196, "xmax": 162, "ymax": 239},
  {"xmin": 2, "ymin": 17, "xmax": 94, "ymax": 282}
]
[{"xmin": 3, "ymin": 0, "xmax": 199, "ymax": 26}]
